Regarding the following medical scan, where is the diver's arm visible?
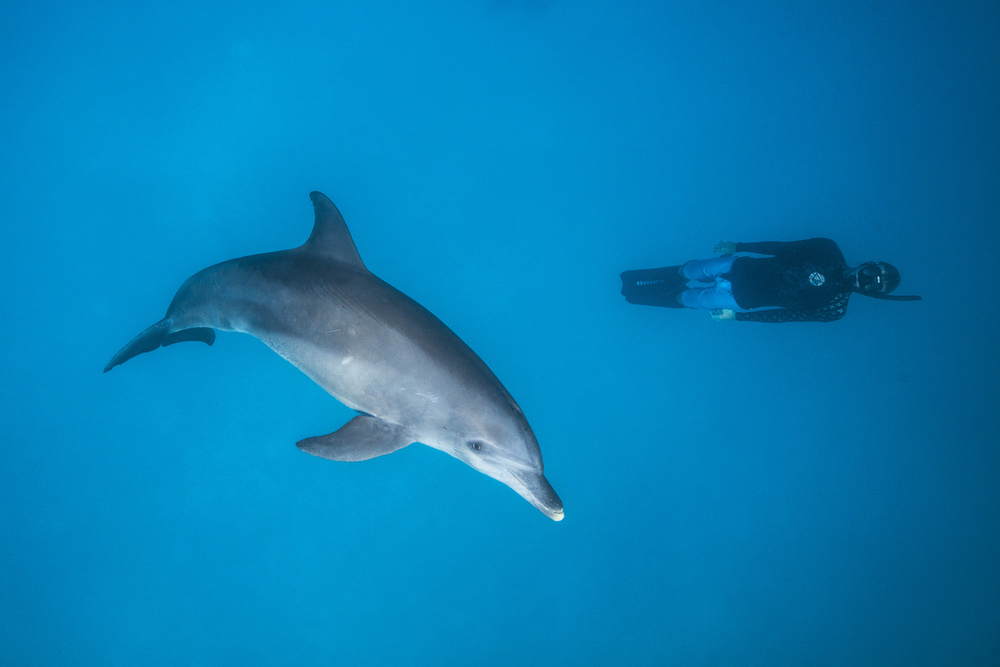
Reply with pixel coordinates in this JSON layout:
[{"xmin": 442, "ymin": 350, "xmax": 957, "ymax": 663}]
[
  {"xmin": 733, "ymin": 293, "xmax": 850, "ymax": 323},
  {"xmin": 734, "ymin": 238, "xmax": 838, "ymax": 257},
  {"xmin": 733, "ymin": 309, "xmax": 828, "ymax": 323}
]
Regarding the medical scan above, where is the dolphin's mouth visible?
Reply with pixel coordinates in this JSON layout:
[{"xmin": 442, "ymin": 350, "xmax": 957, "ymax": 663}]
[{"xmin": 509, "ymin": 468, "xmax": 564, "ymax": 521}]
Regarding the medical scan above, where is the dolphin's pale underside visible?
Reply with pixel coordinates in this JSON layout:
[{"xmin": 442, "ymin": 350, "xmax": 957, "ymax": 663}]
[{"xmin": 105, "ymin": 191, "xmax": 563, "ymax": 520}]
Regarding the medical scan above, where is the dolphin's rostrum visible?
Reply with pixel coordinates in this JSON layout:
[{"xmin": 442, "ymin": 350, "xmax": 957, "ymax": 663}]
[{"xmin": 105, "ymin": 192, "xmax": 563, "ymax": 520}]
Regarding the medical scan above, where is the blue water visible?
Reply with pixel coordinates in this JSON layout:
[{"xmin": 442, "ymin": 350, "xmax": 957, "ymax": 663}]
[{"xmin": 2, "ymin": 1, "xmax": 998, "ymax": 664}]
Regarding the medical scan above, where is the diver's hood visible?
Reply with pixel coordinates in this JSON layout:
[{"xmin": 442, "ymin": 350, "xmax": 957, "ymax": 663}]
[{"xmin": 850, "ymin": 261, "xmax": 920, "ymax": 300}]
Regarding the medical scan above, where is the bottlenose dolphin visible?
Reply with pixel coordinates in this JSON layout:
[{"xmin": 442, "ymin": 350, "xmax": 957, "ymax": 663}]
[{"xmin": 105, "ymin": 192, "xmax": 563, "ymax": 520}]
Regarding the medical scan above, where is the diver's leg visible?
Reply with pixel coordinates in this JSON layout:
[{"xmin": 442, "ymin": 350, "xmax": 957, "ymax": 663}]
[
  {"xmin": 679, "ymin": 278, "xmax": 746, "ymax": 310},
  {"xmin": 682, "ymin": 256, "xmax": 737, "ymax": 282}
]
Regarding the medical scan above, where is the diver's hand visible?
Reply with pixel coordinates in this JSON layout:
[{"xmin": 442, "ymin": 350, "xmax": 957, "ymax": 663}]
[
  {"xmin": 710, "ymin": 309, "xmax": 735, "ymax": 321},
  {"xmin": 714, "ymin": 241, "xmax": 737, "ymax": 255}
]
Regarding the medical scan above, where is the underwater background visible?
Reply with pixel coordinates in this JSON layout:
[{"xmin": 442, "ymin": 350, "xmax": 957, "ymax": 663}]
[{"xmin": 2, "ymin": 1, "xmax": 998, "ymax": 665}]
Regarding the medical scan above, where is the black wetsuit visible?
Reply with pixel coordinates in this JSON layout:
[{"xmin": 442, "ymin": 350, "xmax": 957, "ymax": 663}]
[{"xmin": 729, "ymin": 238, "xmax": 851, "ymax": 323}]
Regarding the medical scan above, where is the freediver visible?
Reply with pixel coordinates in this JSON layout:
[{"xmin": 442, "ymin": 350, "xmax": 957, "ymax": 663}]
[{"xmin": 620, "ymin": 238, "xmax": 920, "ymax": 323}]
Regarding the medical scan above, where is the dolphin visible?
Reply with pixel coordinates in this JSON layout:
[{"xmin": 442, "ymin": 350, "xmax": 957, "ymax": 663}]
[{"xmin": 105, "ymin": 191, "xmax": 563, "ymax": 520}]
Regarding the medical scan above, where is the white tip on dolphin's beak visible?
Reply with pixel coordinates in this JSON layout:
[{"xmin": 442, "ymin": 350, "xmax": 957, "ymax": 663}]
[{"xmin": 509, "ymin": 469, "xmax": 564, "ymax": 521}]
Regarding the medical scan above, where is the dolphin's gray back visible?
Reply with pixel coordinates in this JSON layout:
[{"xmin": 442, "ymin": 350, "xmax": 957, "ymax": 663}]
[{"xmin": 162, "ymin": 200, "xmax": 522, "ymax": 439}]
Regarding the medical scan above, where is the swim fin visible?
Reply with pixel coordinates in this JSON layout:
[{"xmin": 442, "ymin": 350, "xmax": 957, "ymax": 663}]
[{"xmin": 620, "ymin": 265, "xmax": 687, "ymax": 308}]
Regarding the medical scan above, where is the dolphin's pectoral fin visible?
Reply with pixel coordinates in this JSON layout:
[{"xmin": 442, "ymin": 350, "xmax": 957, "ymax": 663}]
[
  {"xmin": 104, "ymin": 320, "xmax": 215, "ymax": 373},
  {"xmin": 296, "ymin": 415, "xmax": 412, "ymax": 462}
]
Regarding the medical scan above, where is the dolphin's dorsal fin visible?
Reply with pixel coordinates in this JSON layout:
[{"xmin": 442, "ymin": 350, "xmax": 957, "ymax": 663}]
[{"xmin": 302, "ymin": 191, "xmax": 368, "ymax": 271}]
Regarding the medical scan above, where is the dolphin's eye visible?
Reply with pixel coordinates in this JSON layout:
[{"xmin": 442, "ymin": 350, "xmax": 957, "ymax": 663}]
[{"xmin": 469, "ymin": 441, "xmax": 483, "ymax": 451}]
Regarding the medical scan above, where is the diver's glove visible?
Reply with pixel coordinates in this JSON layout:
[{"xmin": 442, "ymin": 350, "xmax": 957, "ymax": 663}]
[
  {"xmin": 710, "ymin": 309, "xmax": 735, "ymax": 321},
  {"xmin": 714, "ymin": 241, "xmax": 737, "ymax": 255}
]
